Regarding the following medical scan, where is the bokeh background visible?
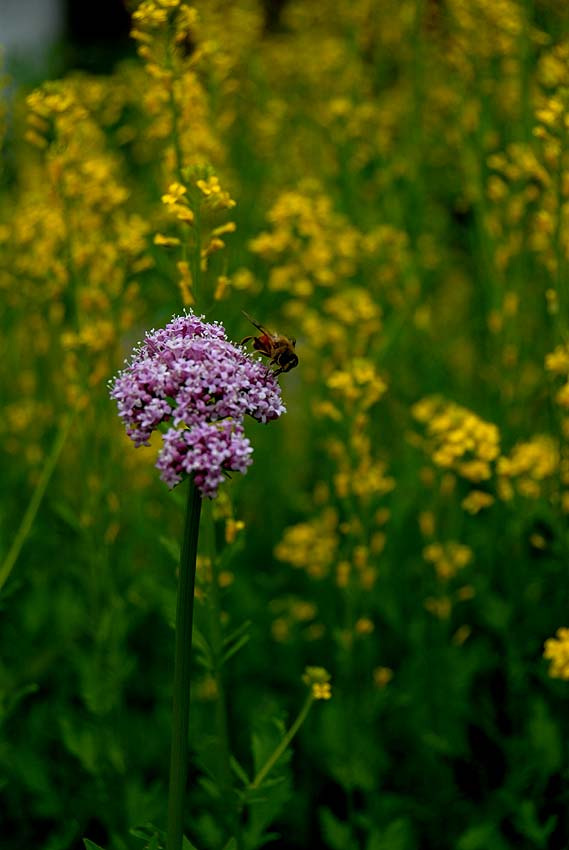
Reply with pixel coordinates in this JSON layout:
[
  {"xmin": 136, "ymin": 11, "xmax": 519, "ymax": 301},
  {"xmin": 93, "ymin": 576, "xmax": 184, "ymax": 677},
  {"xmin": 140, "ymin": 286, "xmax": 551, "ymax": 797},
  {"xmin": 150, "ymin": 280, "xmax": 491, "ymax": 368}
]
[{"xmin": 2, "ymin": 1, "xmax": 569, "ymax": 849}]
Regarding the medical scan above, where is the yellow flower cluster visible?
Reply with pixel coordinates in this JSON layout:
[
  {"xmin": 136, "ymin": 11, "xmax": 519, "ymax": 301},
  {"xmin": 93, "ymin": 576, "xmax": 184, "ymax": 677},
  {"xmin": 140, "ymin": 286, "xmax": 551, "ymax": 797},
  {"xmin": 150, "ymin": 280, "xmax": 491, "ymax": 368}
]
[
  {"xmin": 249, "ymin": 182, "xmax": 360, "ymax": 297},
  {"xmin": 497, "ymin": 436, "xmax": 559, "ymax": 500},
  {"xmin": 131, "ymin": 2, "xmax": 223, "ymax": 179},
  {"xmin": 154, "ymin": 166, "xmax": 237, "ymax": 304},
  {"xmin": 545, "ymin": 344, "xmax": 569, "ymax": 409},
  {"xmin": 483, "ymin": 39, "xmax": 569, "ymax": 287},
  {"xmin": 196, "ymin": 175, "xmax": 236, "ymax": 210},
  {"xmin": 327, "ymin": 426, "xmax": 395, "ymax": 503},
  {"xmin": 326, "ymin": 359, "xmax": 387, "ymax": 409},
  {"xmin": 448, "ymin": 0, "xmax": 527, "ymax": 63},
  {"xmin": 269, "ymin": 597, "xmax": 322, "ymax": 644},
  {"xmin": 545, "ymin": 344, "xmax": 569, "ymax": 376},
  {"xmin": 323, "ymin": 287, "xmax": 382, "ymax": 333},
  {"xmin": 274, "ymin": 509, "xmax": 339, "ymax": 580},
  {"xmin": 4, "ymin": 79, "xmax": 151, "ymax": 415},
  {"xmin": 543, "ymin": 628, "xmax": 569, "ymax": 679},
  {"xmin": 486, "ymin": 143, "xmax": 551, "ymax": 270},
  {"xmin": 423, "ymin": 541, "xmax": 473, "ymax": 581},
  {"xmin": 413, "ymin": 397, "xmax": 500, "ymax": 482},
  {"xmin": 461, "ymin": 490, "xmax": 495, "ymax": 515},
  {"xmin": 132, "ymin": 1, "xmax": 201, "ymax": 77}
]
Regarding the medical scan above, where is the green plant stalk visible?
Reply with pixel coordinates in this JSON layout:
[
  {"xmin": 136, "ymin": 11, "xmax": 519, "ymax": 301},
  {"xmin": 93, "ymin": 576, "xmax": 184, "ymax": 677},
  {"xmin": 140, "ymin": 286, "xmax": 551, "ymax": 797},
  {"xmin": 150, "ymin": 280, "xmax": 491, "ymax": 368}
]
[
  {"xmin": 167, "ymin": 478, "xmax": 202, "ymax": 850},
  {"xmin": 0, "ymin": 411, "xmax": 74, "ymax": 592},
  {"xmin": 165, "ymin": 17, "xmax": 185, "ymax": 184},
  {"xmin": 203, "ymin": 503, "xmax": 232, "ymax": 799},
  {"xmin": 250, "ymin": 692, "xmax": 314, "ymax": 790}
]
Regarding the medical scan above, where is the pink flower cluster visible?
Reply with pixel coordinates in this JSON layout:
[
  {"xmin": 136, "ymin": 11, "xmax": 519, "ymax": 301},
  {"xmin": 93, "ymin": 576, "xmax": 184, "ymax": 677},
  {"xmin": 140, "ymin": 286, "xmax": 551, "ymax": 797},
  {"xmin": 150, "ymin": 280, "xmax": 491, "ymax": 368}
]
[{"xmin": 110, "ymin": 313, "xmax": 285, "ymax": 497}]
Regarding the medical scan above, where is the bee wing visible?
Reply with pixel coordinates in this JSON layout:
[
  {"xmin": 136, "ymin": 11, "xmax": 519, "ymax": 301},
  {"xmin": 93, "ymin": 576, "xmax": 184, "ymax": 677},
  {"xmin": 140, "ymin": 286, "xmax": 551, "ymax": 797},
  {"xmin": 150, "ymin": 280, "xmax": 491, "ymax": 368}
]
[{"xmin": 242, "ymin": 310, "xmax": 271, "ymax": 336}]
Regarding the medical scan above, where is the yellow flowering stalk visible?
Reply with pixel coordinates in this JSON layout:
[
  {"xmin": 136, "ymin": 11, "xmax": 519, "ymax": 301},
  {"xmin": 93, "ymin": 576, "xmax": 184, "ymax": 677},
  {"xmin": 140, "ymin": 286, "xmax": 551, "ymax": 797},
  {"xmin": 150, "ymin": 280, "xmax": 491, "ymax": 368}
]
[{"xmin": 153, "ymin": 165, "xmax": 236, "ymax": 305}]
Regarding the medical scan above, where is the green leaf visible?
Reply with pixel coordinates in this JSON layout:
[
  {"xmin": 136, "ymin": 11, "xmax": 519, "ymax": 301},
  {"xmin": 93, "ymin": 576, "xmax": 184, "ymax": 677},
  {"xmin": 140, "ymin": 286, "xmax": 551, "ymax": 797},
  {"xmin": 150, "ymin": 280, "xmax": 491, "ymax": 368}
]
[
  {"xmin": 481, "ymin": 594, "xmax": 512, "ymax": 631},
  {"xmin": 129, "ymin": 822, "xmax": 164, "ymax": 848},
  {"xmin": 243, "ymin": 708, "xmax": 292, "ymax": 848},
  {"xmin": 159, "ymin": 535, "xmax": 180, "ymax": 563},
  {"xmin": 83, "ymin": 840, "xmax": 107, "ymax": 850},
  {"xmin": 251, "ymin": 711, "xmax": 287, "ymax": 776},
  {"xmin": 230, "ymin": 754, "xmax": 250, "ymax": 786},
  {"xmin": 198, "ymin": 774, "xmax": 222, "ymax": 800},
  {"xmin": 223, "ymin": 620, "xmax": 252, "ymax": 647},
  {"xmin": 319, "ymin": 808, "xmax": 355, "ymax": 850},
  {"xmin": 528, "ymin": 698, "xmax": 562, "ymax": 776},
  {"xmin": 513, "ymin": 800, "xmax": 557, "ymax": 848},
  {"xmin": 222, "ymin": 632, "xmax": 251, "ymax": 665},
  {"xmin": 192, "ymin": 626, "xmax": 214, "ymax": 670},
  {"xmin": 366, "ymin": 819, "xmax": 415, "ymax": 850},
  {"xmin": 52, "ymin": 501, "xmax": 83, "ymax": 533},
  {"xmin": 183, "ymin": 837, "xmax": 201, "ymax": 850},
  {"xmin": 457, "ymin": 822, "xmax": 509, "ymax": 850}
]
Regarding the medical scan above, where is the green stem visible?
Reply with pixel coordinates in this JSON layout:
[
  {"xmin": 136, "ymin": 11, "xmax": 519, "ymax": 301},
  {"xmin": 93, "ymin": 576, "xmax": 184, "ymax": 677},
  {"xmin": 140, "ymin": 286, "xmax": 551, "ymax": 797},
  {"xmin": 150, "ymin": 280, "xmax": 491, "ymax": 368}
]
[
  {"xmin": 165, "ymin": 19, "xmax": 185, "ymax": 184},
  {"xmin": 167, "ymin": 478, "xmax": 202, "ymax": 850},
  {"xmin": 203, "ymin": 503, "xmax": 232, "ymax": 799},
  {"xmin": 250, "ymin": 692, "xmax": 314, "ymax": 790},
  {"xmin": 193, "ymin": 203, "xmax": 202, "ymax": 309},
  {"xmin": 0, "ymin": 411, "xmax": 74, "ymax": 593}
]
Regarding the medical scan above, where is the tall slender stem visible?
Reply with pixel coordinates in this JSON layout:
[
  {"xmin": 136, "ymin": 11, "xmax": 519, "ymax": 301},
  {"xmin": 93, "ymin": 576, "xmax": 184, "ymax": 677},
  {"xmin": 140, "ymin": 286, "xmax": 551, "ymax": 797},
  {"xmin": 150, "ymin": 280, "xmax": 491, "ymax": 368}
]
[
  {"xmin": 0, "ymin": 411, "xmax": 74, "ymax": 592},
  {"xmin": 167, "ymin": 478, "xmax": 202, "ymax": 850}
]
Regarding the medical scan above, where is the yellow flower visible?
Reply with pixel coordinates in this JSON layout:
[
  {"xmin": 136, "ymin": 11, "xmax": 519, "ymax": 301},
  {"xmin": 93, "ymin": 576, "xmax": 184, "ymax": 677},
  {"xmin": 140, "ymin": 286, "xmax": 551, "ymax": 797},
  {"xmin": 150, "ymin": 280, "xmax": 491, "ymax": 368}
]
[
  {"xmin": 543, "ymin": 628, "xmax": 569, "ymax": 679},
  {"xmin": 177, "ymin": 261, "xmax": 194, "ymax": 306},
  {"xmin": 196, "ymin": 175, "xmax": 236, "ymax": 209},
  {"xmin": 312, "ymin": 683, "xmax": 332, "ymax": 700},
  {"xmin": 302, "ymin": 666, "xmax": 332, "ymax": 700},
  {"xmin": 373, "ymin": 666, "xmax": 393, "ymax": 688},
  {"xmin": 224, "ymin": 518, "xmax": 244, "ymax": 545},
  {"xmin": 461, "ymin": 490, "xmax": 495, "ymax": 514},
  {"xmin": 154, "ymin": 233, "xmax": 181, "ymax": 246},
  {"xmin": 355, "ymin": 617, "xmax": 374, "ymax": 635}
]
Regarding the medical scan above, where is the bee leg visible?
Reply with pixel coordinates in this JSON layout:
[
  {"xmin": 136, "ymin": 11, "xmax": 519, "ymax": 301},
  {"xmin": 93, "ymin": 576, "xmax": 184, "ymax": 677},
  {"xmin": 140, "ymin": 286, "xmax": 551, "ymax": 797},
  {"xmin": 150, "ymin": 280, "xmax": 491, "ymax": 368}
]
[{"xmin": 240, "ymin": 335, "xmax": 254, "ymax": 345}]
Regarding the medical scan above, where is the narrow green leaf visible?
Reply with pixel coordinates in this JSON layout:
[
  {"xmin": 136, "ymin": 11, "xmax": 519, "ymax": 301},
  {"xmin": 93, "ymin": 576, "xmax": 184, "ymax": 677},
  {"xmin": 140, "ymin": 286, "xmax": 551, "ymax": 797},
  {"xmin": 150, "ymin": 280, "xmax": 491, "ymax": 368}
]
[
  {"xmin": 192, "ymin": 626, "xmax": 214, "ymax": 668},
  {"xmin": 159, "ymin": 535, "xmax": 180, "ymax": 563},
  {"xmin": 222, "ymin": 620, "xmax": 252, "ymax": 647},
  {"xmin": 230, "ymin": 754, "xmax": 251, "ymax": 785},
  {"xmin": 222, "ymin": 633, "xmax": 251, "ymax": 664}
]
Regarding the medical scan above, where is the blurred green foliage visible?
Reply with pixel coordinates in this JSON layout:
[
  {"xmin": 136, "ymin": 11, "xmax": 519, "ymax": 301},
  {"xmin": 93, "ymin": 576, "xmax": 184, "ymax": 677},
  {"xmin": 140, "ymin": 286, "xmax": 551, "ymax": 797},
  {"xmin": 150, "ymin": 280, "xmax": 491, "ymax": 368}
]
[{"xmin": 1, "ymin": 1, "xmax": 569, "ymax": 848}]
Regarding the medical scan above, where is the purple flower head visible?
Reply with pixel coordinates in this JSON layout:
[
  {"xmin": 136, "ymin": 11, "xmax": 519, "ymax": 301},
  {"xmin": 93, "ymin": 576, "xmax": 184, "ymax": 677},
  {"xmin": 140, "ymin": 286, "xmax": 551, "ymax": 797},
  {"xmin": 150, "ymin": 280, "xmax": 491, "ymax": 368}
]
[
  {"xmin": 110, "ymin": 312, "xmax": 286, "ymax": 497},
  {"xmin": 157, "ymin": 421, "xmax": 253, "ymax": 497}
]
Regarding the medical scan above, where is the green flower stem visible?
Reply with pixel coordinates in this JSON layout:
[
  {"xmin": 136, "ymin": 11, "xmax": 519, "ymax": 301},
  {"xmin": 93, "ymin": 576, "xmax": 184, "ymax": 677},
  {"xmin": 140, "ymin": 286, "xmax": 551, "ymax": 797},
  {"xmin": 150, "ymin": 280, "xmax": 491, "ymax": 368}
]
[
  {"xmin": 250, "ymin": 692, "xmax": 314, "ymax": 791},
  {"xmin": 167, "ymin": 478, "xmax": 202, "ymax": 850}
]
